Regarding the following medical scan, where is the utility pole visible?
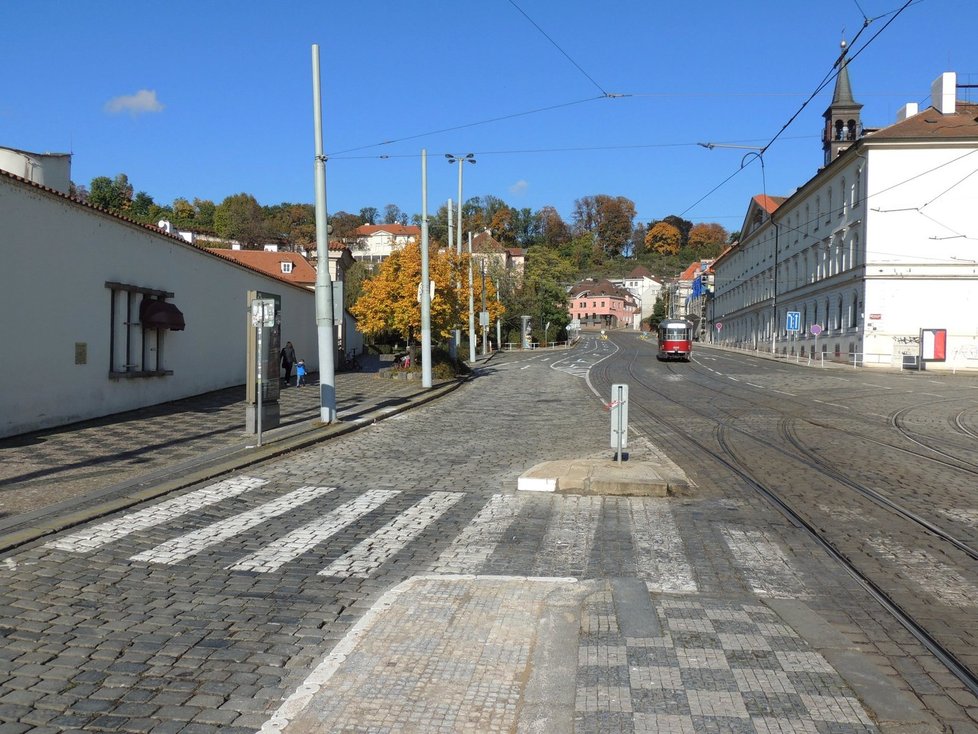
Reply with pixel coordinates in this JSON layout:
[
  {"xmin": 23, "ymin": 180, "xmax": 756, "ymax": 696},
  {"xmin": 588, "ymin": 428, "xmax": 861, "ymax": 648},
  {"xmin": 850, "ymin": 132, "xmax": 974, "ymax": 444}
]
[
  {"xmin": 420, "ymin": 150, "xmax": 432, "ymax": 388},
  {"xmin": 467, "ymin": 232, "xmax": 476, "ymax": 362},
  {"xmin": 447, "ymin": 198, "xmax": 456, "ymax": 360},
  {"xmin": 311, "ymin": 43, "xmax": 336, "ymax": 423},
  {"xmin": 480, "ymin": 259, "xmax": 487, "ymax": 355}
]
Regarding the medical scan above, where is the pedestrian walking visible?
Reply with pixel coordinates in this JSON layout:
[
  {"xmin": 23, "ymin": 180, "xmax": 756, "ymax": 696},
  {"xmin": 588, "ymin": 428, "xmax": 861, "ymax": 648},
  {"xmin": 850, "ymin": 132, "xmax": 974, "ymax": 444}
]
[
  {"xmin": 295, "ymin": 359, "xmax": 307, "ymax": 387},
  {"xmin": 280, "ymin": 341, "xmax": 296, "ymax": 387}
]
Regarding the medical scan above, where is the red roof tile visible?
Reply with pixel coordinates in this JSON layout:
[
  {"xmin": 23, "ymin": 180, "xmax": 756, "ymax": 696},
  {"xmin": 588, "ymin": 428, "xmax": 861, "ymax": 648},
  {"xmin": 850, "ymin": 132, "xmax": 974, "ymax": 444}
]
[{"xmin": 208, "ymin": 249, "xmax": 317, "ymax": 285}]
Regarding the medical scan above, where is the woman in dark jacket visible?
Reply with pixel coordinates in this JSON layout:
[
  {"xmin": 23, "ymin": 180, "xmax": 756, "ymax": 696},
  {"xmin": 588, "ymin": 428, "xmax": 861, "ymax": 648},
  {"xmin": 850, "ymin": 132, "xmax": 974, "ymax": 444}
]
[{"xmin": 280, "ymin": 341, "xmax": 297, "ymax": 386}]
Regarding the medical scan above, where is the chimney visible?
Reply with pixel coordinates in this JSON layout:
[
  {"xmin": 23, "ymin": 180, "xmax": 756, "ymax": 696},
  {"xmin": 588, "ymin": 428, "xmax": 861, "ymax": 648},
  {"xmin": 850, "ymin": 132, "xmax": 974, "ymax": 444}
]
[
  {"xmin": 931, "ymin": 72, "xmax": 956, "ymax": 114},
  {"xmin": 896, "ymin": 102, "xmax": 918, "ymax": 122}
]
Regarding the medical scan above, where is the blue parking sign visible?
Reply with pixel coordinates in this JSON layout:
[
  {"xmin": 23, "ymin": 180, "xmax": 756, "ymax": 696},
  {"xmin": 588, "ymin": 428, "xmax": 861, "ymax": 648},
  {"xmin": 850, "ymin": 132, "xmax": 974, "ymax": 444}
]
[{"xmin": 786, "ymin": 311, "xmax": 801, "ymax": 332}]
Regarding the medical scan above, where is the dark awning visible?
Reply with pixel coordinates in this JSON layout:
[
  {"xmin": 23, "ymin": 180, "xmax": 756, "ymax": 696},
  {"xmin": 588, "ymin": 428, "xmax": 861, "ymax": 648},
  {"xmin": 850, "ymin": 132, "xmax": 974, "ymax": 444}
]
[{"xmin": 140, "ymin": 298, "xmax": 185, "ymax": 331}]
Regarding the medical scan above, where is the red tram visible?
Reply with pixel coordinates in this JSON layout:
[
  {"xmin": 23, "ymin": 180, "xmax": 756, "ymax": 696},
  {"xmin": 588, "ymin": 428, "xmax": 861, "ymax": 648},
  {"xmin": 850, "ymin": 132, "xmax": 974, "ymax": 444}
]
[{"xmin": 656, "ymin": 319, "xmax": 693, "ymax": 361}]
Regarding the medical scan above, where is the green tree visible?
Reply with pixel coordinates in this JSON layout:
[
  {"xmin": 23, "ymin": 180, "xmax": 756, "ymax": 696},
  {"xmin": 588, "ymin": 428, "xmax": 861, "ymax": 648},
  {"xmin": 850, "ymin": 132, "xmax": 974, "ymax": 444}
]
[
  {"xmin": 383, "ymin": 204, "xmax": 406, "ymax": 225},
  {"xmin": 88, "ymin": 173, "xmax": 133, "ymax": 212},
  {"xmin": 214, "ymin": 193, "xmax": 267, "ymax": 247},
  {"xmin": 130, "ymin": 191, "xmax": 156, "ymax": 220},
  {"xmin": 194, "ymin": 199, "xmax": 217, "ymax": 231},
  {"xmin": 359, "ymin": 207, "xmax": 378, "ymax": 225}
]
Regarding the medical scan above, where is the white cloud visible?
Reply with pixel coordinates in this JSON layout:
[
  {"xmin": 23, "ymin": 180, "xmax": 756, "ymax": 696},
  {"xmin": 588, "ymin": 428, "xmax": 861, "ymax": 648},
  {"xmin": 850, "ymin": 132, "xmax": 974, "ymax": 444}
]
[
  {"xmin": 104, "ymin": 89, "xmax": 164, "ymax": 116},
  {"xmin": 509, "ymin": 179, "xmax": 528, "ymax": 196}
]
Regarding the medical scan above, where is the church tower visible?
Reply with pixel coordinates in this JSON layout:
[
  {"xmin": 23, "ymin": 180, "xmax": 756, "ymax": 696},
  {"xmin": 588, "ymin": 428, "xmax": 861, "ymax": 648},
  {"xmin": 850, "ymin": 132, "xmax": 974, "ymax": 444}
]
[{"xmin": 823, "ymin": 39, "xmax": 863, "ymax": 166}]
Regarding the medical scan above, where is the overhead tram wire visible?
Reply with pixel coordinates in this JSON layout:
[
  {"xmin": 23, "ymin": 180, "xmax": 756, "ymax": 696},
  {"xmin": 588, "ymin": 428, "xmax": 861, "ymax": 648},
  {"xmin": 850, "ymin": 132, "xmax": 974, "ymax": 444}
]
[
  {"xmin": 506, "ymin": 0, "xmax": 612, "ymax": 98},
  {"xmin": 325, "ymin": 95, "xmax": 607, "ymax": 157},
  {"xmin": 678, "ymin": 0, "xmax": 916, "ymax": 218},
  {"xmin": 327, "ymin": 0, "xmax": 632, "ymax": 158}
]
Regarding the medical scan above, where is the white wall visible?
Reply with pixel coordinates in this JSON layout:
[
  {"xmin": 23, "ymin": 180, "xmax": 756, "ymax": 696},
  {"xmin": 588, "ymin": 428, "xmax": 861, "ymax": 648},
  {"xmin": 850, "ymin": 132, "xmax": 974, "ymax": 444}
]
[{"xmin": 0, "ymin": 177, "xmax": 320, "ymax": 437}]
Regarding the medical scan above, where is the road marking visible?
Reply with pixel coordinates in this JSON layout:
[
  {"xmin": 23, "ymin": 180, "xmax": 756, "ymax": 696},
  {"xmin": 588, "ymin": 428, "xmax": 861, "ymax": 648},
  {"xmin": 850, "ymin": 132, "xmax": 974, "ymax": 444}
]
[
  {"xmin": 320, "ymin": 491, "xmax": 464, "ymax": 578},
  {"xmin": 229, "ymin": 489, "xmax": 400, "ymax": 573},
  {"xmin": 771, "ymin": 390, "xmax": 797, "ymax": 396},
  {"xmin": 868, "ymin": 535, "xmax": 978, "ymax": 608},
  {"xmin": 745, "ymin": 383, "xmax": 764, "ymax": 389},
  {"xmin": 130, "ymin": 485, "xmax": 335, "ymax": 565},
  {"xmin": 46, "ymin": 476, "xmax": 268, "ymax": 553},
  {"xmin": 430, "ymin": 494, "xmax": 527, "ymax": 574},
  {"xmin": 721, "ymin": 527, "xmax": 810, "ymax": 599},
  {"xmin": 630, "ymin": 498, "xmax": 697, "ymax": 593},
  {"xmin": 535, "ymin": 496, "xmax": 601, "ymax": 575}
]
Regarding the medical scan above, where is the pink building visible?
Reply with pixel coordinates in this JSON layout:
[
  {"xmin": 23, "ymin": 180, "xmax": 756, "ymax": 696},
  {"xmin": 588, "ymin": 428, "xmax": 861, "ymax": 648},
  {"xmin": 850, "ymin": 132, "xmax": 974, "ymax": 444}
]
[{"xmin": 568, "ymin": 279, "xmax": 638, "ymax": 328}]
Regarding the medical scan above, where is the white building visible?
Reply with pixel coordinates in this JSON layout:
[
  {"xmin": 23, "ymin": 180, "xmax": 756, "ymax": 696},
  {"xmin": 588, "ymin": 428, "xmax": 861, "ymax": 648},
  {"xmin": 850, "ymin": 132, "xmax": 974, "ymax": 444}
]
[
  {"xmin": 710, "ymin": 52, "xmax": 978, "ymax": 371},
  {"xmin": 350, "ymin": 224, "xmax": 420, "ymax": 263},
  {"xmin": 0, "ymin": 166, "xmax": 322, "ymax": 438},
  {"xmin": 610, "ymin": 266, "xmax": 662, "ymax": 325}
]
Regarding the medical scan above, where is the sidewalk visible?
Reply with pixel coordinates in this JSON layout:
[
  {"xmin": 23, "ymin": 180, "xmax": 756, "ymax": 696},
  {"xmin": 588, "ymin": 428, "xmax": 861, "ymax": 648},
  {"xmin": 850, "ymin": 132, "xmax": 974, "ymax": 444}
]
[{"xmin": 0, "ymin": 356, "xmax": 466, "ymax": 553}]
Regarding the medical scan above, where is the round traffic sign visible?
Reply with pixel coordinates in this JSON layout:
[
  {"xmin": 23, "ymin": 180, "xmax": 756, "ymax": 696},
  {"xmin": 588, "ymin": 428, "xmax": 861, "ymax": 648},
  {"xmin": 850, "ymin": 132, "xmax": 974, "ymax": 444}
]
[{"xmin": 810, "ymin": 324, "xmax": 823, "ymax": 336}]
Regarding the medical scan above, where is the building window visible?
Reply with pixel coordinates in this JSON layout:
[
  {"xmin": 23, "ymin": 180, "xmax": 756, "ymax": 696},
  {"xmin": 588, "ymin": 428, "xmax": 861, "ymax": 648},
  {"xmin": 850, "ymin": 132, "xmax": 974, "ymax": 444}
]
[
  {"xmin": 281, "ymin": 261, "xmax": 293, "ymax": 274},
  {"xmin": 840, "ymin": 178, "xmax": 847, "ymax": 218},
  {"xmin": 107, "ymin": 282, "xmax": 184, "ymax": 379}
]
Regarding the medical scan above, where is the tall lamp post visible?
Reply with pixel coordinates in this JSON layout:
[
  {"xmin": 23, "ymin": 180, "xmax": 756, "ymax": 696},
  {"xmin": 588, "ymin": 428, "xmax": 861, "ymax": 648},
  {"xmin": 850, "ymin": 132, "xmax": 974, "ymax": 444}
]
[
  {"xmin": 699, "ymin": 142, "xmax": 780, "ymax": 355},
  {"xmin": 311, "ymin": 44, "xmax": 336, "ymax": 422},
  {"xmin": 446, "ymin": 154, "xmax": 475, "ymax": 359}
]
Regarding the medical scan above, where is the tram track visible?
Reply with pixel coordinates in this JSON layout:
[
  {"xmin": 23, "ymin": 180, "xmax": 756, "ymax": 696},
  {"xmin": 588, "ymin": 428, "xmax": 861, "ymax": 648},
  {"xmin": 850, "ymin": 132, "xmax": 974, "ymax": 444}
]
[
  {"xmin": 675, "ymin": 352, "xmax": 978, "ymax": 477},
  {"xmin": 590, "ymin": 337, "xmax": 978, "ymax": 700}
]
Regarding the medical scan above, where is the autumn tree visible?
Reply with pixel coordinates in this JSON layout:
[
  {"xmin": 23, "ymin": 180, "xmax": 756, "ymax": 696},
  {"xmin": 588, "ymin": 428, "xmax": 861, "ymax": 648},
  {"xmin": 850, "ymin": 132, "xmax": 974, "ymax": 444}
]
[
  {"xmin": 351, "ymin": 240, "xmax": 504, "ymax": 348},
  {"xmin": 645, "ymin": 221, "xmax": 682, "ymax": 255},
  {"xmin": 687, "ymin": 222, "xmax": 729, "ymax": 256},
  {"xmin": 571, "ymin": 195, "xmax": 635, "ymax": 257},
  {"xmin": 536, "ymin": 206, "xmax": 571, "ymax": 248},
  {"xmin": 329, "ymin": 211, "xmax": 363, "ymax": 241}
]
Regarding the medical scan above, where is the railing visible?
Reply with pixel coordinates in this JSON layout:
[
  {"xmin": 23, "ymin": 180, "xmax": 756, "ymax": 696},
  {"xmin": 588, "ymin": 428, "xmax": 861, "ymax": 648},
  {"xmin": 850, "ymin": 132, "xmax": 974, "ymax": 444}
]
[{"xmin": 502, "ymin": 341, "xmax": 573, "ymax": 351}]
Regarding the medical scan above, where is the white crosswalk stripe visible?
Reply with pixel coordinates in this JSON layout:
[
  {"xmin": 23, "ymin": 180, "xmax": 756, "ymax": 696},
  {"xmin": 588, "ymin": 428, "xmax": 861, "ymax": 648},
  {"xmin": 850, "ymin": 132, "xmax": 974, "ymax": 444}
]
[
  {"xmin": 535, "ymin": 495, "xmax": 601, "ymax": 575},
  {"xmin": 430, "ymin": 494, "xmax": 527, "ymax": 574},
  {"xmin": 629, "ymin": 498, "xmax": 698, "ymax": 593},
  {"xmin": 229, "ymin": 489, "xmax": 400, "ymax": 573},
  {"xmin": 721, "ymin": 527, "xmax": 811, "ymax": 599},
  {"xmin": 44, "ymin": 477, "xmax": 813, "ymax": 596},
  {"xmin": 46, "ymin": 476, "xmax": 268, "ymax": 553},
  {"xmin": 319, "ymin": 491, "xmax": 464, "ymax": 579},
  {"xmin": 130, "ymin": 485, "xmax": 335, "ymax": 565}
]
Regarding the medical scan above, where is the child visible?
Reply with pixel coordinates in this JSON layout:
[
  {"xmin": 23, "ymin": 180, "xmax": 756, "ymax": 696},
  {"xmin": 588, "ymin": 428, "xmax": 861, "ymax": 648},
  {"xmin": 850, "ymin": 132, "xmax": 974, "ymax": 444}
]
[{"xmin": 295, "ymin": 359, "xmax": 307, "ymax": 387}]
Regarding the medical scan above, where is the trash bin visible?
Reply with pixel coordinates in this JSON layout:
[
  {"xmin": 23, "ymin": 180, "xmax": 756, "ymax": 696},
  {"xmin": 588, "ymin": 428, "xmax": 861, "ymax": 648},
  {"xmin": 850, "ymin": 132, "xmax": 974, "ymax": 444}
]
[{"xmin": 902, "ymin": 355, "xmax": 922, "ymax": 370}]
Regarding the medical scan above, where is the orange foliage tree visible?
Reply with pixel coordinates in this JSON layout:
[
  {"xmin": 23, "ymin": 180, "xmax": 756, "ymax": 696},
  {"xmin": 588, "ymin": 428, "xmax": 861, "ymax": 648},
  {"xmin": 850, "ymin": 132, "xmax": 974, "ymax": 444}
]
[
  {"xmin": 688, "ymin": 222, "xmax": 729, "ymax": 254},
  {"xmin": 644, "ymin": 221, "xmax": 682, "ymax": 255},
  {"xmin": 350, "ymin": 239, "xmax": 504, "ymax": 345}
]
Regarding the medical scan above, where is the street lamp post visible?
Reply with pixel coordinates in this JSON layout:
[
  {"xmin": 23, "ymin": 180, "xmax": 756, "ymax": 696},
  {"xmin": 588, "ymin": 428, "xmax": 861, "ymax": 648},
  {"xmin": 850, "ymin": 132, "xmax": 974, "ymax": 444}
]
[
  {"xmin": 311, "ymin": 43, "xmax": 336, "ymax": 423},
  {"xmin": 699, "ymin": 142, "xmax": 780, "ymax": 355},
  {"xmin": 446, "ymin": 154, "xmax": 475, "ymax": 360}
]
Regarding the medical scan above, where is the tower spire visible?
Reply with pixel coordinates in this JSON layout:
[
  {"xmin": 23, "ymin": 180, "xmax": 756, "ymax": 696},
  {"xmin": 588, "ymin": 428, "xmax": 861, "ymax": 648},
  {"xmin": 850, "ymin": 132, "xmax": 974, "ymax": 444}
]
[{"xmin": 823, "ymin": 39, "xmax": 863, "ymax": 165}]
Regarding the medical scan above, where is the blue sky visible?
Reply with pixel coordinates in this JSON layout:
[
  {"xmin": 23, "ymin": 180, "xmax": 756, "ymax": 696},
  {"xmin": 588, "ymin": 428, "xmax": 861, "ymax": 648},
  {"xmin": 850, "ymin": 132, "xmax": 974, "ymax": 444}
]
[{"xmin": 3, "ymin": 0, "xmax": 976, "ymax": 231}]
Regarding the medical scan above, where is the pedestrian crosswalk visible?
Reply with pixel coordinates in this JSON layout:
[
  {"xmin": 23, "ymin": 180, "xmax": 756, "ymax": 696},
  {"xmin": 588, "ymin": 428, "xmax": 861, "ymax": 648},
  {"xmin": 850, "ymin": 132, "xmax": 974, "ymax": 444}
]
[{"xmin": 42, "ymin": 476, "xmax": 813, "ymax": 598}]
